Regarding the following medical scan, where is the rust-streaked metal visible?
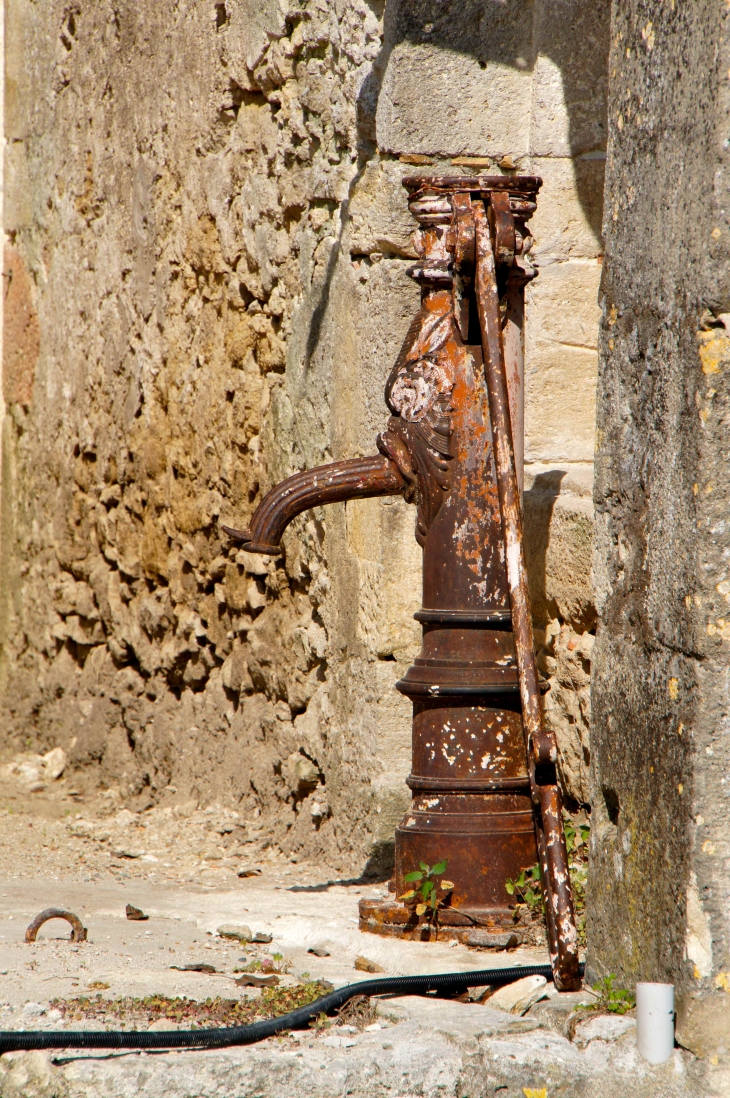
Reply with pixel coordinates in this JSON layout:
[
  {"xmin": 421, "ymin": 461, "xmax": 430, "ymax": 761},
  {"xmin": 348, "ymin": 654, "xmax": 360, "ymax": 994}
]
[
  {"xmin": 503, "ymin": 271, "xmax": 527, "ymax": 496},
  {"xmin": 371, "ymin": 180, "xmax": 539, "ymax": 943},
  {"xmin": 473, "ymin": 203, "xmax": 552, "ymax": 771},
  {"xmin": 221, "ymin": 455, "xmax": 406, "ymax": 553},
  {"xmin": 474, "ymin": 199, "xmax": 580, "ymax": 990},
  {"xmin": 223, "ymin": 173, "xmax": 580, "ymax": 977},
  {"xmin": 489, "ymin": 190, "xmax": 516, "ymax": 267},
  {"xmin": 25, "ymin": 908, "xmax": 88, "ymax": 943}
]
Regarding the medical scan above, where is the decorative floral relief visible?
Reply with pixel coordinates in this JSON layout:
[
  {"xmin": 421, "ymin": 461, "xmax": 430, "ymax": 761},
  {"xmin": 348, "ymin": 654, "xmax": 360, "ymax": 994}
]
[
  {"xmin": 388, "ymin": 358, "xmax": 453, "ymax": 424},
  {"xmin": 380, "ymin": 301, "xmax": 459, "ymax": 544}
]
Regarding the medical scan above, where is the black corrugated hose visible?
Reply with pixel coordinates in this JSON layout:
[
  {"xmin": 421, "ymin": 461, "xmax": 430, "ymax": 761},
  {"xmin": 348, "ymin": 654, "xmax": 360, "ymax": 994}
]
[{"xmin": 0, "ymin": 962, "xmax": 584, "ymax": 1052}]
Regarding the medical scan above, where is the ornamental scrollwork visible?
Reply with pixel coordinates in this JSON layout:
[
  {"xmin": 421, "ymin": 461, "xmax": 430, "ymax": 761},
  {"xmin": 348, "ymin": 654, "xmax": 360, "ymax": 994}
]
[{"xmin": 378, "ymin": 299, "xmax": 459, "ymax": 545}]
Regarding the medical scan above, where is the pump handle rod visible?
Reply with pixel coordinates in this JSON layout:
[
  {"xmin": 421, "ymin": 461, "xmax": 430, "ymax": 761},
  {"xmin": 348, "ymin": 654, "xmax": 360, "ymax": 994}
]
[{"xmin": 473, "ymin": 196, "xmax": 581, "ymax": 991}]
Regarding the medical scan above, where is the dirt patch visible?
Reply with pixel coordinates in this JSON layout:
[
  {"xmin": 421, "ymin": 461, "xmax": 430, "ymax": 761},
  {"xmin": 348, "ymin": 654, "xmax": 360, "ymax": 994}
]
[{"xmin": 51, "ymin": 982, "xmax": 333, "ymax": 1029}]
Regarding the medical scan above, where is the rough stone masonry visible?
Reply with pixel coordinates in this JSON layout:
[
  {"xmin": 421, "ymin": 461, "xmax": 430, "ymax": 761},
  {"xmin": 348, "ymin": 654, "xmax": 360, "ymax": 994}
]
[
  {"xmin": 1, "ymin": 1, "xmax": 606, "ymax": 874},
  {"xmin": 588, "ymin": 0, "xmax": 730, "ymax": 1065}
]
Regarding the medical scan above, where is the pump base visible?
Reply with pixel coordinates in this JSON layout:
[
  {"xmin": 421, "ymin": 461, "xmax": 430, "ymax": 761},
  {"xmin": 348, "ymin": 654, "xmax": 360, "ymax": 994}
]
[{"xmin": 358, "ymin": 898, "xmax": 545, "ymax": 947}]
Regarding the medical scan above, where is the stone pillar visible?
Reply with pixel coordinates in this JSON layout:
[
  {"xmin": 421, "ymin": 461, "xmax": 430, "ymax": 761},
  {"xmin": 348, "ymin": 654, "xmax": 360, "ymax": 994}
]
[{"xmin": 589, "ymin": 0, "xmax": 730, "ymax": 1075}]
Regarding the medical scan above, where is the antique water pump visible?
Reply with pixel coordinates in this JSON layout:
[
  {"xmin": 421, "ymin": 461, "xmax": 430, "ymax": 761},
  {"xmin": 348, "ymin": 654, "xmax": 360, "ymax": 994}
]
[{"xmin": 224, "ymin": 176, "xmax": 580, "ymax": 989}]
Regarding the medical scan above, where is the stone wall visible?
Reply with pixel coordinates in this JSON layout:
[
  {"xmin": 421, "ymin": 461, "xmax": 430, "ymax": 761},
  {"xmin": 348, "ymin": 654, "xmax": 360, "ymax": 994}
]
[
  {"xmin": 1, "ymin": 1, "xmax": 607, "ymax": 871},
  {"xmin": 588, "ymin": 0, "xmax": 730, "ymax": 1063}
]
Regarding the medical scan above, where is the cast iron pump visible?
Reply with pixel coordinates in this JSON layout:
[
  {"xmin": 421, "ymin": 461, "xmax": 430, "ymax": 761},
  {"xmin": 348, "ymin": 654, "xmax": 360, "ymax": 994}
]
[{"xmin": 224, "ymin": 175, "xmax": 581, "ymax": 990}]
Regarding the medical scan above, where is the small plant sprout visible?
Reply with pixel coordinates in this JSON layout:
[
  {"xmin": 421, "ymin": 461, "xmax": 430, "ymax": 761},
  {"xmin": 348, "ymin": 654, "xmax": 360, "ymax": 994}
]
[
  {"xmin": 234, "ymin": 952, "xmax": 292, "ymax": 975},
  {"xmin": 586, "ymin": 974, "xmax": 636, "ymax": 1015},
  {"xmin": 505, "ymin": 864, "xmax": 544, "ymax": 914},
  {"xmin": 399, "ymin": 860, "xmax": 454, "ymax": 921},
  {"xmin": 563, "ymin": 816, "xmax": 590, "ymax": 855}
]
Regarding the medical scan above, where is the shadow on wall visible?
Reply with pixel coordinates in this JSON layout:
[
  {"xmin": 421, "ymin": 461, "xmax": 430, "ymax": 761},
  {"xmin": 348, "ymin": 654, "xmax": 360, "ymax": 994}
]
[
  {"xmin": 369, "ymin": 0, "xmax": 609, "ymax": 236},
  {"xmin": 306, "ymin": 0, "xmax": 609, "ymax": 371},
  {"xmin": 523, "ymin": 469, "xmax": 567, "ymax": 626}
]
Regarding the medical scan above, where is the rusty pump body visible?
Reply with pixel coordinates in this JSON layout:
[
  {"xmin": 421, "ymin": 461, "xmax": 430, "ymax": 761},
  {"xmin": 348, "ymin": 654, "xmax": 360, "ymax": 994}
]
[{"xmin": 223, "ymin": 176, "xmax": 580, "ymax": 990}]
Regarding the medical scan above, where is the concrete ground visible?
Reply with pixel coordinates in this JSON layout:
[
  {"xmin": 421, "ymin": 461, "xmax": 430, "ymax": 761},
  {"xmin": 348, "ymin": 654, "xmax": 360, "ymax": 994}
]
[{"xmin": 0, "ymin": 779, "xmax": 719, "ymax": 1096}]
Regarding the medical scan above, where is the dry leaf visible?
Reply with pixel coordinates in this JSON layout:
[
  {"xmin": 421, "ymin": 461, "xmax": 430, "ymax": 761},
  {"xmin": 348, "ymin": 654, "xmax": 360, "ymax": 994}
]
[{"xmin": 234, "ymin": 973, "xmax": 280, "ymax": 988}]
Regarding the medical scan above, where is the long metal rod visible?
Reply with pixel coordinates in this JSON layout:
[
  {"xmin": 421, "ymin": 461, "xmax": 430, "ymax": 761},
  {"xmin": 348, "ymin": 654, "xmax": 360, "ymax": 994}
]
[
  {"xmin": 473, "ymin": 200, "xmax": 581, "ymax": 990},
  {"xmin": 503, "ymin": 273, "xmax": 525, "ymax": 498}
]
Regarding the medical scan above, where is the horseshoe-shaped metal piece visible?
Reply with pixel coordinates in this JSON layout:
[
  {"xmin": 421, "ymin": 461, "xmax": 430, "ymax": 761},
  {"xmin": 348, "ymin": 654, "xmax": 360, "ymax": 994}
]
[{"xmin": 25, "ymin": 907, "xmax": 88, "ymax": 943}]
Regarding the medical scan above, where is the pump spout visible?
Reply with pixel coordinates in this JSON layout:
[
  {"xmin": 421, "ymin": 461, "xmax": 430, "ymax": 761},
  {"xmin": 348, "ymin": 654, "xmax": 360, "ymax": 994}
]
[{"xmin": 220, "ymin": 454, "xmax": 407, "ymax": 555}]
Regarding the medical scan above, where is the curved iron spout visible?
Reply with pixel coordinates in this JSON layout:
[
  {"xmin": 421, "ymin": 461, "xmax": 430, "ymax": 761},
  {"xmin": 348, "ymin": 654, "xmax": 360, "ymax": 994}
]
[{"xmin": 221, "ymin": 455, "xmax": 407, "ymax": 555}]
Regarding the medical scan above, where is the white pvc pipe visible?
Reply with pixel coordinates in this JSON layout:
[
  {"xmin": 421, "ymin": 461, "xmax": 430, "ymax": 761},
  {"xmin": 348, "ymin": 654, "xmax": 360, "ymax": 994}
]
[{"xmin": 635, "ymin": 982, "xmax": 675, "ymax": 1064}]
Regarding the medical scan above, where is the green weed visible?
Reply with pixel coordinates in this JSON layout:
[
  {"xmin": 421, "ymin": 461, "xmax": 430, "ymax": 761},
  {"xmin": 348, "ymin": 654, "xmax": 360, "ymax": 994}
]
[
  {"xmin": 399, "ymin": 859, "xmax": 454, "ymax": 923},
  {"xmin": 584, "ymin": 974, "xmax": 635, "ymax": 1015},
  {"xmin": 505, "ymin": 864, "xmax": 544, "ymax": 914}
]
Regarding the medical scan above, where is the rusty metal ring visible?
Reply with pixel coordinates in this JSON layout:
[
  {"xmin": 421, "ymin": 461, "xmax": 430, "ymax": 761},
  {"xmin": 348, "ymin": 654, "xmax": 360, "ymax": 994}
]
[{"xmin": 25, "ymin": 907, "xmax": 87, "ymax": 943}]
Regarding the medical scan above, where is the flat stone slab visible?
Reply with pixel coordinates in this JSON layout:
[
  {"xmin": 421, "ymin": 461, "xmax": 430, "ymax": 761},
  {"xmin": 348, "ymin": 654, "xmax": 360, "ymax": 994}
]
[{"xmin": 0, "ymin": 1016, "xmax": 704, "ymax": 1098}]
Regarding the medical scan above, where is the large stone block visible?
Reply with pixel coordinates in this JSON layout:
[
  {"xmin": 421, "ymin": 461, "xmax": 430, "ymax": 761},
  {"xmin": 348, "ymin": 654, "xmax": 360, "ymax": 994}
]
[
  {"xmin": 528, "ymin": 156, "xmax": 605, "ymax": 261},
  {"xmin": 377, "ymin": 49, "xmax": 532, "ymax": 158},
  {"xmin": 524, "ymin": 462, "xmax": 595, "ymax": 629},
  {"xmin": 377, "ymin": 0, "xmax": 534, "ymax": 157},
  {"xmin": 377, "ymin": 0, "xmax": 533, "ymax": 157},
  {"xmin": 589, "ymin": 0, "xmax": 730, "ymax": 997},
  {"xmin": 525, "ymin": 343, "xmax": 598, "ymax": 463},
  {"xmin": 526, "ymin": 259, "xmax": 602, "ymax": 351}
]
